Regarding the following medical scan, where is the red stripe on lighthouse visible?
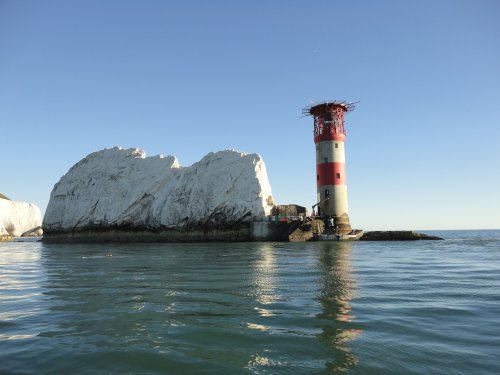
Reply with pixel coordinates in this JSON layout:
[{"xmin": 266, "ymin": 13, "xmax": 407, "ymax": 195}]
[
  {"xmin": 314, "ymin": 132, "xmax": 345, "ymax": 143},
  {"xmin": 317, "ymin": 163, "xmax": 346, "ymax": 186}
]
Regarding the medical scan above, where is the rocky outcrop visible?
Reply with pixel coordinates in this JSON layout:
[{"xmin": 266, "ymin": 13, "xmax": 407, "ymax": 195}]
[
  {"xmin": 0, "ymin": 194, "xmax": 43, "ymax": 238},
  {"xmin": 288, "ymin": 219, "xmax": 325, "ymax": 242},
  {"xmin": 289, "ymin": 222, "xmax": 314, "ymax": 242},
  {"xmin": 360, "ymin": 231, "xmax": 444, "ymax": 241},
  {"xmin": 21, "ymin": 226, "xmax": 43, "ymax": 237},
  {"xmin": 43, "ymin": 147, "xmax": 276, "ymax": 241},
  {"xmin": 0, "ymin": 236, "xmax": 12, "ymax": 241}
]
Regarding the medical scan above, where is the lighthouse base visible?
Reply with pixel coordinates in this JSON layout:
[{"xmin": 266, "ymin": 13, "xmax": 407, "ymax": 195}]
[{"xmin": 332, "ymin": 214, "xmax": 352, "ymax": 235}]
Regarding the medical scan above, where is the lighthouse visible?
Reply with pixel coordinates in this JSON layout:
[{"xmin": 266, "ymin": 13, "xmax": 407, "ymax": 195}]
[{"xmin": 303, "ymin": 100, "xmax": 356, "ymax": 235}]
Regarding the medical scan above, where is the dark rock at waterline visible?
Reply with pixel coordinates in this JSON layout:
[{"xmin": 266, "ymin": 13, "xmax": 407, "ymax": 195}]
[{"xmin": 360, "ymin": 231, "xmax": 444, "ymax": 241}]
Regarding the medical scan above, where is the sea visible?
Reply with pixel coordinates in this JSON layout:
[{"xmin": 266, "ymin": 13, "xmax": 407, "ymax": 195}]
[{"xmin": 0, "ymin": 230, "xmax": 499, "ymax": 374}]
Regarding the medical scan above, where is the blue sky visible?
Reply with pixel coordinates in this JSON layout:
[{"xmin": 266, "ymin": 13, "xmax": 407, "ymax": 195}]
[{"xmin": 1, "ymin": 0, "xmax": 499, "ymax": 230}]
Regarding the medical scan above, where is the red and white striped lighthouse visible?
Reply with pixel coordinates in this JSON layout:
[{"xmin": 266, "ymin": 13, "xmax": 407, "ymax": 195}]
[{"xmin": 303, "ymin": 100, "xmax": 356, "ymax": 234}]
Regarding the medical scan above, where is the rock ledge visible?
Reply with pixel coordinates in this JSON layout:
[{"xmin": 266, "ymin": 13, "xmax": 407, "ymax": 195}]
[{"xmin": 360, "ymin": 231, "xmax": 443, "ymax": 241}]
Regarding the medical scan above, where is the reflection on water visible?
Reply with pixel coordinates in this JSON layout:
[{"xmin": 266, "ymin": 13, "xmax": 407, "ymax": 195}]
[
  {"xmin": 0, "ymin": 242, "xmax": 47, "ymax": 341},
  {"xmin": 1, "ymin": 241, "xmax": 362, "ymax": 373},
  {"xmin": 246, "ymin": 241, "xmax": 362, "ymax": 373},
  {"xmin": 249, "ymin": 243, "xmax": 281, "ymax": 307},
  {"xmin": 317, "ymin": 241, "xmax": 362, "ymax": 372},
  {"xmin": 39, "ymin": 243, "xmax": 188, "ymax": 351},
  {"xmin": 245, "ymin": 243, "xmax": 284, "ymax": 372},
  {"xmin": 2, "ymin": 231, "xmax": 500, "ymax": 374}
]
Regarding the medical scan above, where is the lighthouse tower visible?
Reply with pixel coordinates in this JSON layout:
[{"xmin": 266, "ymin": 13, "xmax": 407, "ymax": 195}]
[{"xmin": 303, "ymin": 100, "xmax": 356, "ymax": 234}]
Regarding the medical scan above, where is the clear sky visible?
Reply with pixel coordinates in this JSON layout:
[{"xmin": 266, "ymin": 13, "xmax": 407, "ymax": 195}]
[{"xmin": 1, "ymin": 0, "xmax": 499, "ymax": 230}]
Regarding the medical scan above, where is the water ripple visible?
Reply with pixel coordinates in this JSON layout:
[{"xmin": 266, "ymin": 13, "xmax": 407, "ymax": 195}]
[{"xmin": 1, "ymin": 231, "xmax": 499, "ymax": 374}]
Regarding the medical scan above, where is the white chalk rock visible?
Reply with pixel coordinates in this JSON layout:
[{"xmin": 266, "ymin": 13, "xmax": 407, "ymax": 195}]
[
  {"xmin": 0, "ymin": 195, "xmax": 43, "ymax": 237},
  {"xmin": 43, "ymin": 147, "xmax": 275, "ymax": 232}
]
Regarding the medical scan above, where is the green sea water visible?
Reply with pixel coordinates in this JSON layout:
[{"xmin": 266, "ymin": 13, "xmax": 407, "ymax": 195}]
[{"xmin": 1, "ymin": 230, "xmax": 499, "ymax": 374}]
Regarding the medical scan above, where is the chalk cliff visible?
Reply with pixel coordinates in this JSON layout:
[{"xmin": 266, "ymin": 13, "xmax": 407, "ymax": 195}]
[
  {"xmin": 0, "ymin": 194, "xmax": 43, "ymax": 237},
  {"xmin": 43, "ymin": 147, "xmax": 275, "ymax": 240}
]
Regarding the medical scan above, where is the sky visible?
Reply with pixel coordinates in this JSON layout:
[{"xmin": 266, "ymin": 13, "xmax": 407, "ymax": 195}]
[{"xmin": 1, "ymin": 0, "xmax": 499, "ymax": 230}]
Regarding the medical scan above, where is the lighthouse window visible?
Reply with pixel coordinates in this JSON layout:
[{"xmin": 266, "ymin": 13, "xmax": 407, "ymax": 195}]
[
  {"xmin": 336, "ymin": 173, "xmax": 341, "ymax": 179},
  {"xmin": 324, "ymin": 157, "xmax": 328, "ymax": 163},
  {"xmin": 335, "ymin": 143, "xmax": 338, "ymax": 148},
  {"xmin": 317, "ymin": 174, "xmax": 319, "ymax": 181}
]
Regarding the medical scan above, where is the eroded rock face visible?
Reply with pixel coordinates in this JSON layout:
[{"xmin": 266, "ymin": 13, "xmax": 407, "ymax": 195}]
[
  {"xmin": 43, "ymin": 147, "xmax": 275, "ymax": 235},
  {"xmin": 0, "ymin": 195, "xmax": 42, "ymax": 237}
]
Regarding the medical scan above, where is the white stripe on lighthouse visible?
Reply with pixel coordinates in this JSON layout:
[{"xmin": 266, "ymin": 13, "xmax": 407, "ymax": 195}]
[
  {"xmin": 317, "ymin": 140, "xmax": 345, "ymax": 164},
  {"xmin": 317, "ymin": 185, "xmax": 349, "ymax": 217}
]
